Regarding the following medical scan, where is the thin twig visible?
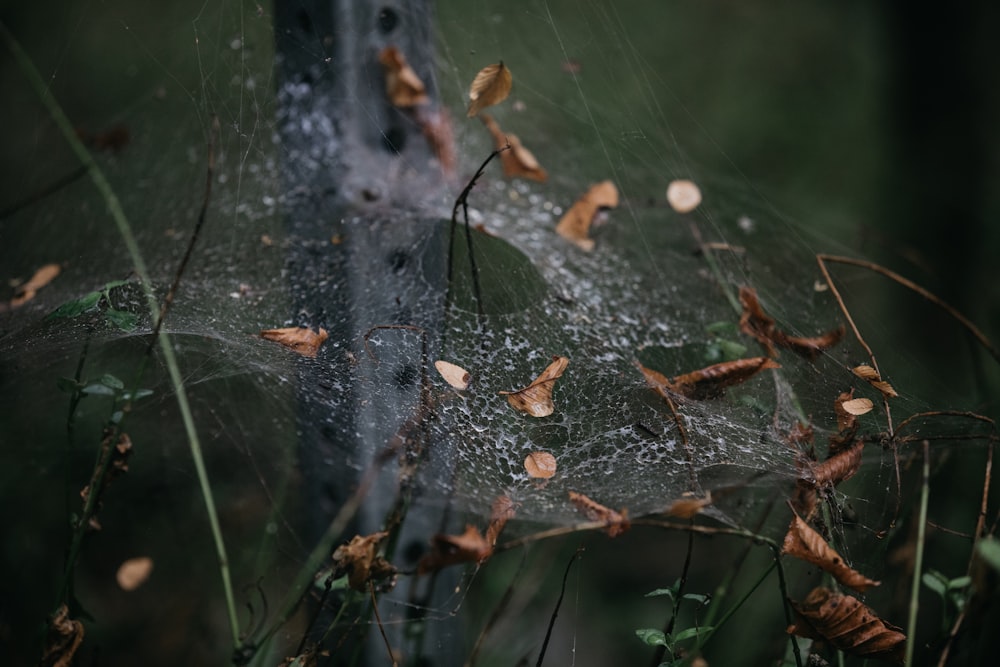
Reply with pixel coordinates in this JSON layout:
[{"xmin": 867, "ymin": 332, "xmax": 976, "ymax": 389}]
[
  {"xmin": 904, "ymin": 441, "xmax": 931, "ymax": 667},
  {"xmin": 816, "ymin": 254, "xmax": 1000, "ymax": 365},
  {"xmin": 445, "ymin": 146, "xmax": 510, "ymax": 319},
  {"xmin": 465, "ymin": 553, "xmax": 526, "ymax": 667},
  {"xmin": 370, "ymin": 582, "xmax": 397, "ymax": 667},
  {"xmin": 536, "ymin": 547, "xmax": 583, "ymax": 667}
]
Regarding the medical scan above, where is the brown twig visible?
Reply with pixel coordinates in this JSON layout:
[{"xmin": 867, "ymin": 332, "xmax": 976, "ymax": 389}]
[
  {"xmin": 536, "ymin": 547, "xmax": 583, "ymax": 667},
  {"xmin": 370, "ymin": 581, "xmax": 397, "ymax": 666}
]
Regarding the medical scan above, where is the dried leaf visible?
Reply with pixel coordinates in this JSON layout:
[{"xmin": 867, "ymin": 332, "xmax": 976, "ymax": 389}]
[
  {"xmin": 738, "ymin": 287, "xmax": 843, "ymax": 360},
  {"xmin": 790, "ymin": 477, "xmax": 819, "ymax": 521},
  {"xmin": 467, "ymin": 61, "xmax": 513, "ymax": 117},
  {"xmin": 500, "ymin": 355, "xmax": 569, "ymax": 417},
  {"xmin": 568, "ymin": 491, "xmax": 630, "ymax": 537},
  {"xmin": 665, "ymin": 492, "xmax": 713, "ymax": 519},
  {"xmin": 378, "ymin": 46, "xmax": 429, "ymax": 107},
  {"xmin": 418, "ymin": 107, "xmax": 457, "ymax": 174},
  {"xmin": 486, "ymin": 495, "xmax": 517, "ymax": 547},
  {"xmin": 435, "ymin": 360, "xmax": 470, "ymax": 390},
  {"xmin": 780, "ymin": 327, "xmax": 845, "ymax": 360},
  {"xmin": 10, "ymin": 262, "xmax": 61, "ymax": 307},
  {"xmin": 260, "ymin": 326, "xmax": 328, "ymax": 357},
  {"xmin": 812, "ymin": 439, "xmax": 864, "ymax": 488},
  {"xmin": 524, "ymin": 451, "xmax": 557, "ymax": 479},
  {"xmin": 833, "ymin": 389, "xmax": 860, "ymax": 435},
  {"xmin": 116, "ymin": 556, "xmax": 154, "ymax": 591},
  {"xmin": 556, "ymin": 180, "xmax": 618, "ymax": 251},
  {"xmin": 645, "ymin": 357, "xmax": 780, "ymax": 401},
  {"xmin": 852, "ymin": 364, "xmax": 899, "ymax": 398},
  {"xmin": 841, "ymin": 397, "xmax": 874, "ymax": 416},
  {"xmin": 41, "ymin": 605, "xmax": 84, "ymax": 667},
  {"xmin": 783, "ymin": 514, "xmax": 880, "ymax": 592},
  {"xmin": 788, "ymin": 587, "xmax": 905, "ymax": 663},
  {"xmin": 481, "ymin": 114, "xmax": 547, "ymax": 182},
  {"xmin": 418, "ymin": 525, "xmax": 492, "ymax": 573},
  {"xmin": 333, "ymin": 532, "xmax": 395, "ymax": 591},
  {"xmin": 666, "ymin": 179, "xmax": 702, "ymax": 213}
]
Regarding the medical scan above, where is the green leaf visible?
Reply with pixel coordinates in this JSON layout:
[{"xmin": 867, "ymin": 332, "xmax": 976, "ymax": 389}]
[
  {"xmin": 977, "ymin": 536, "xmax": 1000, "ymax": 573},
  {"xmin": 635, "ymin": 628, "xmax": 670, "ymax": 648},
  {"xmin": 99, "ymin": 374, "xmax": 125, "ymax": 390},
  {"xmin": 645, "ymin": 587, "xmax": 677, "ymax": 601},
  {"xmin": 81, "ymin": 383, "xmax": 116, "ymax": 396},
  {"xmin": 105, "ymin": 308, "xmax": 139, "ymax": 331},
  {"xmin": 672, "ymin": 625, "xmax": 713, "ymax": 643},
  {"xmin": 49, "ymin": 291, "xmax": 101, "ymax": 319},
  {"xmin": 681, "ymin": 592, "xmax": 710, "ymax": 605},
  {"xmin": 947, "ymin": 575, "xmax": 972, "ymax": 591},
  {"xmin": 705, "ymin": 321, "xmax": 738, "ymax": 335},
  {"xmin": 122, "ymin": 388, "xmax": 154, "ymax": 402},
  {"xmin": 922, "ymin": 570, "xmax": 948, "ymax": 597}
]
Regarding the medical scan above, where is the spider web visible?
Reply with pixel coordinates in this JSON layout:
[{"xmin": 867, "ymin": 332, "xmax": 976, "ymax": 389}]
[{"xmin": 0, "ymin": 1, "xmax": 995, "ymax": 665}]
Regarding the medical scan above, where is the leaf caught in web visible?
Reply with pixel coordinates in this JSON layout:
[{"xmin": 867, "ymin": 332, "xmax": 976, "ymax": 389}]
[
  {"xmin": 787, "ymin": 587, "xmax": 905, "ymax": 663},
  {"xmin": 524, "ymin": 451, "xmax": 557, "ymax": 479},
  {"xmin": 260, "ymin": 327, "xmax": 328, "ymax": 358},
  {"xmin": 418, "ymin": 525, "xmax": 492, "ymax": 573},
  {"xmin": 116, "ymin": 556, "xmax": 154, "ymax": 591},
  {"xmin": 486, "ymin": 495, "xmax": 517, "ymax": 547},
  {"xmin": 666, "ymin": 179, "xmax": 702, "ymax": 213},
  {"xmin": 435, "ymin": 360, "xmax": 470, "ymax": 390},
  {"xmin": 480, "ymin": 114, "xmax": 547, "ymax": 182},
  {"xmin": 665, "ymin": 493, "xmax": 713, "ymax": 519},
  {"xmin": 782, "ymin": 514, "xmax": 880, "ymax": 592},
  {"xmin": 811, "ymin": 439, "xmax": 864, "ymax": 487},
  {"xmin": 467, "ymin": 62, "xmax": 512, "ymax": 117},
  {"xmin": 556, "ymin": 180, "xmax": 619, "ymax": 251},
  {"xmin": 852, "ymin": 364, "xmax": 899, "ymax": 398},
  {"xmin": 568, "ymin": 491, "xmax": 630, "ymax": 537},
  {"xmin": 500, "ymin": 355, "xmax": 569, "ymax": 417},
  {"xmin": 841, "ymin": 397, "xmax": 874, "ymax": 416},
  {"xmin": 738, "ymin": 286, "xmax": 844, "ymax": 360},
  {"xmin": 378, "ymin": 46, "xmax": 429, "ymax": 108},
  {"xmin": 638, "ymin": 357, "xmax": 780, "ymax": 401},
  {"xmin": 333, "ymin": 532, "xmax": 396, "ymax": 591},
  {"xmin": 41, "ymin": 605, "xmax": 84, "ymax": 667},
  {"xmin": 9, "ymin": 263, "xmax": 61, "ymax": 308}
]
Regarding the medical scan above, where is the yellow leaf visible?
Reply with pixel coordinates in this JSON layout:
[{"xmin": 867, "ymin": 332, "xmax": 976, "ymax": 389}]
[{"xmin": 467, "ymin": 62, "xmax": 513, "ymax": 117}]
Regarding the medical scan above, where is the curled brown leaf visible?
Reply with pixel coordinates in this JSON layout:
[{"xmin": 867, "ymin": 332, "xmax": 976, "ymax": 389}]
[
  {"xmin": 782, "ymin": 514, "xmax": 880, "ymax": 592},
  {"xmin": 260, "ymin": 326, "xmax": 328, "ymax": 357},
  {"xmin": 788, "ymin": 587, "xmax": 905, "ymax": 663},
  {"xmin": 738, "ymin": 286, "xmax": 844, "ymax": 360},
  {"xmin": 486, "ymin": 495, "xmax": 517, "ymax": 547},
  {"xmin": 811, "ymin": 439, "xmax": 864, "ymax": 488},
  {"xmin": 500, "ymin": 355, "xmax": 569, "ymax": 417},
  {"xmin": 665, "ymin": 492, "xmax": 713, "ymax": 519},
  {"xmin": 556, "ymin": 180, "xmax": 618, "ymax": 251},
  {"xmin": 568, "ymin": 491, "xmax": 630, "ymax": 537},
  {"xmin": 481, "ymin": 114, "xmax": 547, "ymax": 182},
  {"xmin": 41, "ymin": 605, "xmax": 85, "ymax": 667},
  {"xmin": 841, "ymin": 397, "xmax": 874, "ymax": 416},
  {"xmin": 639, "ymin": 356, "xmax": 780, "ymax": 401},
  {"xmin": 378, "ymin": 46, "xmax": 429, "ymax": 107},
  {"xmin": 333, "ymin": 532, "xmax": 395, "ymax": 591},
  {"xmin": 467, "ymin": 62, "xmax": 513, "ymax": 117},
  {"xmin": 418, "ymin": 525, "xmax": 492, "ymax": 573}
]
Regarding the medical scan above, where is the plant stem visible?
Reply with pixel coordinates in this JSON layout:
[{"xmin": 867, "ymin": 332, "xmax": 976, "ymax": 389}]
[
  {"xmin": 905, "ymin": 441, "xmax": 931, "ymax": 667},
  {"xmin": 1, "ymin": 21, "xmax": 241, "ymax": 649}
]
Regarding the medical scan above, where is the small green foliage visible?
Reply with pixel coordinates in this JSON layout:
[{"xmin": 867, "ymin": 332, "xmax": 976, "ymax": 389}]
[
  {"xmin": 636, "ymin": 628, "xmax": 669, "ymax": 647},
  {"xmin": 922, "ymin": 569, "xmax": 972, "ymax": 632},
  {"xmin": 703, "ymin": 321, "xmax": 746, "ymax": 362},
  {"xmin": 47, "ymin": 280, "xmax": 140, "ymax": 331},
  {"xmin": 977, "ymin": 536, "xmax": 1000, "ymax": 573}
]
